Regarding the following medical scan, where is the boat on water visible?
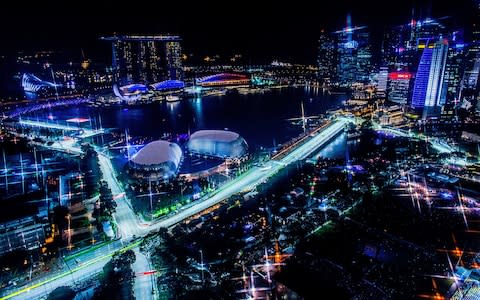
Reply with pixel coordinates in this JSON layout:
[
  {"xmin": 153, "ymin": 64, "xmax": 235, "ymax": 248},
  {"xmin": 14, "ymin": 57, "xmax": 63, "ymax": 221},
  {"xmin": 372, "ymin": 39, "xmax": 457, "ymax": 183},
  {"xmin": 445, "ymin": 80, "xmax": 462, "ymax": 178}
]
[
  {"xmin": 204, "ymin": 89, "xmax": 227, "ymax": 97},
  {"xmin": 166, "ymin": 95, "xmax": 180, "ymax": 102}
]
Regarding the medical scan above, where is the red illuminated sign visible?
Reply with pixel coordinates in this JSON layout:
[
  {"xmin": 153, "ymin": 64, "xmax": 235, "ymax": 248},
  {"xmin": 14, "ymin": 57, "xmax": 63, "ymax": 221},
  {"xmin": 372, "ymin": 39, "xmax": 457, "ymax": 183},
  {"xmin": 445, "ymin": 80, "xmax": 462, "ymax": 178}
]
[{"xmin": 388, "ymin": 72, "xmax": 412, "ymax": 80}]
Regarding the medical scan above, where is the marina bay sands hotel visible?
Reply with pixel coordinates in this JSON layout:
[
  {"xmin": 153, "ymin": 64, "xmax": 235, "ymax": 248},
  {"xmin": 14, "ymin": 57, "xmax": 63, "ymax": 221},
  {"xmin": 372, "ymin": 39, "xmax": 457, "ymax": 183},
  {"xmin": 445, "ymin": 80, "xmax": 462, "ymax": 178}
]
[{"xmin": 100, "ymin": 35, "xmax": 183, "ymax": 87}]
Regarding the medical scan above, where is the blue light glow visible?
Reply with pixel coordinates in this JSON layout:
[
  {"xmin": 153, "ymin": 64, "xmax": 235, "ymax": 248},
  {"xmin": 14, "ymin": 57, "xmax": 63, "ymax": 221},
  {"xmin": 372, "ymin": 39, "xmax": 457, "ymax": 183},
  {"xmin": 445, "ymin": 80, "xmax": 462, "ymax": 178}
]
[{"xmin": 151, "ymin": 80, "xmax": 185, "ymax": 91}]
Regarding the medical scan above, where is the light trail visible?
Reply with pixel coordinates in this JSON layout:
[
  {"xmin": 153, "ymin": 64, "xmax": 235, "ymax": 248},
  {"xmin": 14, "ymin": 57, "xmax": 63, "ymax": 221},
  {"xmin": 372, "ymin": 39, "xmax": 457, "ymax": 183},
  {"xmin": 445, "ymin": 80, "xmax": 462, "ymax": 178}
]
[{"xmin": 0, "ymin": 240, "xmax": 140, "ymax": 300}]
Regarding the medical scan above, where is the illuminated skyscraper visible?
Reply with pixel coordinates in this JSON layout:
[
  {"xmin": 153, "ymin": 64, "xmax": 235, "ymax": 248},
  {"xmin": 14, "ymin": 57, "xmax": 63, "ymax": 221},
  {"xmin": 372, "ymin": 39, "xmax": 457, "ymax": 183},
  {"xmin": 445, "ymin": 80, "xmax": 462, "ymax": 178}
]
[
  {"xmin": 464, "ymin": 1, "xmax": 480, "ymax": 98},
  {"xmin": 382, "ymin": 16, "xmax": 449, "ymax": 75},
  {"xmin": 317, "ymin": 30, "xmax": 336, "ymax": 82},
  {"xmin": 382, "ymin": 23, "xmax": 416, "ymax": 71},
  {"xmin": 444, "ymin": 33, "xmax": 466, "ymax": 102},
  {"xmin": 411, "ymin": 39, "xmax": 448, "ymax": 113},
  {"xmin": 101, "ymin": 35, "xmax": 183, "ymax": 87},
  {"xmin": 388, "ymin": 71, "xmax": 413, "ymax": 105},
  {"xmin": 376, "ymin": 66, "xmax": 389, "ymax": 98},
  {"xmin": 165, "ymin": 41, "xmax": 183, "ymax": 81},
  {"xmin": 334, "ymin": 16, "xmax": 372, "ymax": 85}
]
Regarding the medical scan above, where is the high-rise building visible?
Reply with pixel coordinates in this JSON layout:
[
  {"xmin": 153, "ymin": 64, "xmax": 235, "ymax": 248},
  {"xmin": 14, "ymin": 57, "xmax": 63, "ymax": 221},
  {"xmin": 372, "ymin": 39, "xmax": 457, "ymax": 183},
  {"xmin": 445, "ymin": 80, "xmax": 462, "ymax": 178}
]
[
  {"xmin": 317, "ymin": 30, "xmax": 336, "ymax": 82},
  {"xmin": 382, "ymin": 17, "xmax": 449, "ymax": 75},
  {"xmin": 464, "ymin": 1, "xmax": 480, "ymax": 102},
  {"xmin": 388, "ymin": 71, "xmax": 413, "ymax": 105},
  {"xmin": 382, "ymin": 23, "xmax": 417, "ymax": 71},
  {"xmin": 165, "ymin": 41, "xmax": 183, "ymax": 81},
  {"xmin": 411, "ymin": 39, "xmax": 449, "ymax": 115},
  {"xmin": 101, "ymin": 35, "xmax": 183, "ymax": 87},
  {"xmin": 444, "ymin": 34, "xmax": 466, "ymax": 102},
  {"xmin": 356, "ymin": 31, "xmax": 373, "ymax": 82},
  {"xmin": 334, "ymin": 16, "xmax": 372, "ymax": 85},
  {"xmin": 376, "ymin": 66, "xmax": 389, "ymax": 98},
  {"xmin": 413, "ymin": 19, "xmax": 446, "ymax": 46}
]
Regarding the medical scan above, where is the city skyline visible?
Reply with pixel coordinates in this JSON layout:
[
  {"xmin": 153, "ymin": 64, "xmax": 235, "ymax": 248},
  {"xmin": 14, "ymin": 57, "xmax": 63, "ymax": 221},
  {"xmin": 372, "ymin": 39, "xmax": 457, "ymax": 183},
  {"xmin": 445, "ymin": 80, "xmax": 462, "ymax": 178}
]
[
  {"xmin": 0, "ymin": 0, "xmax": 475, "ymax": 64},
  {"xmin": 2, "ymin": 1, "xmax": 480, "ymax": 299}
]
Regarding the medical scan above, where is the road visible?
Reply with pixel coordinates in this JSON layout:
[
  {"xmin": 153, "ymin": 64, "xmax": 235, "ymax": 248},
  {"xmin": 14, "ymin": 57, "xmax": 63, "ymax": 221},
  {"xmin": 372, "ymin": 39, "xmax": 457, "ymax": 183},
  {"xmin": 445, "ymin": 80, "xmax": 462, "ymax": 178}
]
[
  {"xmin": 132, "ymin": 249, "xmax": 156, "ymax": 299},
  {"xmin": 97, "ymin": 153, "xmax": 145, "ymax": 240},
  {"xmin": 1, "ymin": 240, "xmax": 139, "ymax": 300},
  {"xmin": 148, "ymin": 118, "xmax": 348, "ymax": 230},
  {"xmin": 1, "ymin": 118, "xmax": 348, "ymax": 300}
]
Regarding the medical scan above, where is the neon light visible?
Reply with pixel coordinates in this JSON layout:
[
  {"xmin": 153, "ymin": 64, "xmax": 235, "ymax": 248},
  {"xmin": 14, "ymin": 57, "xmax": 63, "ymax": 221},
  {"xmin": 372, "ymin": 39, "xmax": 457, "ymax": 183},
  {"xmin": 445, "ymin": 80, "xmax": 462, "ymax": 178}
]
[
  {"xmin": 196, "ymin": 73, "xmax": 250, "ymax": 87},
  {"xmin": 21, "ymin": 73, "xmax": 62, "ymax": 93},
  {"xmin": 120, "ymin": 84, "xmax": 148, "ymax": 95},
  {"xmin": 151, "ymin": 80, "xmax": 184, "ymax": 90},
  {"xmin": 388, "ymin": 72, "xmax": 412, "ymax": 80}
]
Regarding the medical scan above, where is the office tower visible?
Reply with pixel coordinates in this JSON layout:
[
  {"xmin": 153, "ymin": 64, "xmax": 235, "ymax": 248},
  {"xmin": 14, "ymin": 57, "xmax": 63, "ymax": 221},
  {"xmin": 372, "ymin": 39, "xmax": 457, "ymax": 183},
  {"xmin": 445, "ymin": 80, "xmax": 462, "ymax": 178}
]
[
  {"xmin": 336, "ymin": 26, "xmax": 357, "ymax": 85},
  {"xmin": 464, "ymin": 1, "xmax": 480, "ymax": 98},
  {"xmin": 411, "ymin": 39, "xmax": 449, "ymax": 115},
  {"xmin": 377, "ymin": 67, "xmax": 389, "ymax": 98},
  {"xmin": 388, "ymin": 71, "xmax": 413, "ymax": 105},
  {"xmin": 382, "ymin": 23, "xmax": 416, "ymax": 71},
  {"xmin": 444, "ymin": 33, "xmax": 466, "ymax": 102},
  {"xmin": 335, "ymin": 15, "xmax": 372, "ymax": 85},
  {"xmin": 317, "ymin": 30, "xmax": 336, "ymax": 82},
  {"xmin": 356, "ymin": 31, "xmax": 373, "ymax": 82},
  {"xmin": 383, "ymin": 16, "xmax": 449, "ymax": 76},
  {"xmin": 413, "ymin": 19, "xmax": 446, "ymax": 46},
  {"xmin": 165, "ymin": 41, "xmax": 183, "ymax": 81},
  {"xmin": 101, "ymin": 35, "xmax": 183, "ymax": 87}
]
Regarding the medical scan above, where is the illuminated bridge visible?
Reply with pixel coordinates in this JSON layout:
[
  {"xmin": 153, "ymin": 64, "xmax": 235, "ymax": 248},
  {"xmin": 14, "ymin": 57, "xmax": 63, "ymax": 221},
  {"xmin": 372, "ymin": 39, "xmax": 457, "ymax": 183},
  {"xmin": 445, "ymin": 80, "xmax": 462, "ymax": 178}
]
[
  {"xmin": 151, "ymin": 80, "xmax": 185, "ymax": 91},
  {"xmin": 5, "ymin": 97, "xmax": 90, "ymax": 118},
  {"xmin": 196, "ymin": 73, "xmax": 250, "ymax": 87},
  {"xmin": 21, "ymin": 73, "xmax": 61, "ymax": 93},
  {"xmin": 18, "ymin": 119, "xmax": 105, "ymax": 138}
]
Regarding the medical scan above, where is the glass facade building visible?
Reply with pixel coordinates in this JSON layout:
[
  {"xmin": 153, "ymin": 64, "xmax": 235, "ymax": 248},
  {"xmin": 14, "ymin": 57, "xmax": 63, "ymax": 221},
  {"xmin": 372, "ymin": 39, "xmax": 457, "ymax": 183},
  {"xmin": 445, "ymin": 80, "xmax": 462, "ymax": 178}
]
[
  {"xmin": 388, "ymin": 72, "xmax": 413, "ymax": 105},
  {"xmin": 317, "ymin": 30, "xmax": 336, "ymax": 82},
  {"xmin": 411, "ymin": 39, "xmax": 448, "ymax": 109},
  {"xmin": 335, "ymin": 23, "xmax": 372, "ymax": 85},
  {"xmin": 102, "ymin": 35, "xmax": 183, "ymax": 87}
]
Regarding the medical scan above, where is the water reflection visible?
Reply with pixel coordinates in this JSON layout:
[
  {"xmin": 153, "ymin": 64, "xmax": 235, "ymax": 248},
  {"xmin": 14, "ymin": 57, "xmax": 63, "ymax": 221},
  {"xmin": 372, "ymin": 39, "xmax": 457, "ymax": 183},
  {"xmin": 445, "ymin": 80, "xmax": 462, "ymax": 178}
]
[
  {"xmin": 39, "ymin": 87, "xmax": 348, "ymax": 150},
  {"xmin": 191, "ymin": 97, "xmax": 204, "ymax": 129}
]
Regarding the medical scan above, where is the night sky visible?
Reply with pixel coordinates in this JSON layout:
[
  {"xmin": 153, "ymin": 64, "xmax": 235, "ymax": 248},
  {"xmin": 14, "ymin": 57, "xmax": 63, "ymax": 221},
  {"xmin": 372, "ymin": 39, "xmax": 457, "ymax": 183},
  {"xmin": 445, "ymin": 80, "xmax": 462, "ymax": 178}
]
[{"xmin": 0, "ymin": 0, "xmax": 475, "ymax": 64}]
